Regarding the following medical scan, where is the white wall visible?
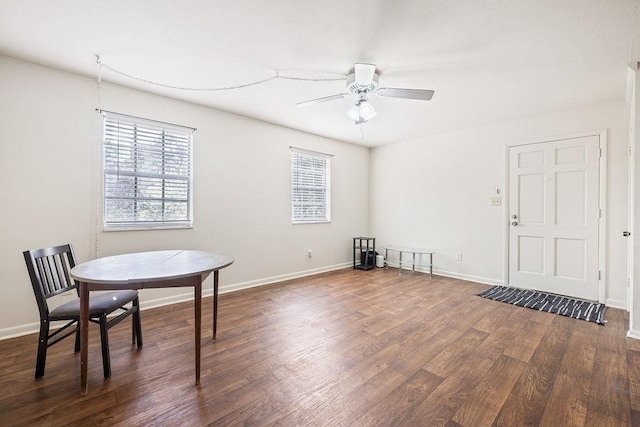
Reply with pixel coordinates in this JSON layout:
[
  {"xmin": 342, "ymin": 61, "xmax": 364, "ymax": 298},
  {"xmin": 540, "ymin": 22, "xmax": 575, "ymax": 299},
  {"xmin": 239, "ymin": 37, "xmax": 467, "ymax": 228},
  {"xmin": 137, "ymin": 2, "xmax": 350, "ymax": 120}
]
[
  {"xmin": 0, "ymin": 55, "xmax": 370, "ymax": 338},
  {"xmin": 370, "ymin": 100, "xmax": 630, "ymax": 308}
]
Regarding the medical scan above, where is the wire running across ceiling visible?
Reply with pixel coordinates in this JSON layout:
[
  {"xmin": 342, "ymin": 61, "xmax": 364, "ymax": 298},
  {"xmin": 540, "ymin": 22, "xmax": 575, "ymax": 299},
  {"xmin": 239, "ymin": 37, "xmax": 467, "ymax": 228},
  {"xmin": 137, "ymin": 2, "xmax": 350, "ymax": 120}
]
[{"xmin": 96, "ymin": 55, "xmax": 347, "ymax": 92}]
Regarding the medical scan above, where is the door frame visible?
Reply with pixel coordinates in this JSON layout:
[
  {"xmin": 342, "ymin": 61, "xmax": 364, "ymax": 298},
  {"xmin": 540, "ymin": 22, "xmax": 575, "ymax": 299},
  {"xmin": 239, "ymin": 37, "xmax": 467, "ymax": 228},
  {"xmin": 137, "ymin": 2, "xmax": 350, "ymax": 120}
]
[
  {"xmin": 628, "ymin": 65, "xmax": 637, "ymax": 336},
  {"xmin": 502, "ymin": 129, "xmax": 608, "ymax": 303}
]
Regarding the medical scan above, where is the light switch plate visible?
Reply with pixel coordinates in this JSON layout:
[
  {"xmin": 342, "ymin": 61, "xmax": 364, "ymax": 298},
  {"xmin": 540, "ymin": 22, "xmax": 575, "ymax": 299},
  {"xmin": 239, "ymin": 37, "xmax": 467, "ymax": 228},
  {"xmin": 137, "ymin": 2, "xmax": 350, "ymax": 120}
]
[{"xmin": 491, "ymin": 196, "xmax": 502, "ymax": 206}]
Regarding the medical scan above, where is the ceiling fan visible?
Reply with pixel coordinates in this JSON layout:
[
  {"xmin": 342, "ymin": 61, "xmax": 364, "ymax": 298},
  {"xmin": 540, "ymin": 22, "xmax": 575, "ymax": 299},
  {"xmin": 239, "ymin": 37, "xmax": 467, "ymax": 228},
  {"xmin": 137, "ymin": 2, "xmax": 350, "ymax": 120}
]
[{"xmin": 296, "ymin": 63, "xmax": 434, "ymax": 125}]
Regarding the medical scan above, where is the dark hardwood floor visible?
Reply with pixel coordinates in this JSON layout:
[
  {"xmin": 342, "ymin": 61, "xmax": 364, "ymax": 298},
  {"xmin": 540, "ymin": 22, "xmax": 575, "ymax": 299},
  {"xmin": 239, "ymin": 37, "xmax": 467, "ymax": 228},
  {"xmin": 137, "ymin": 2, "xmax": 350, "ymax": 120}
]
[{"xmin": 1, "ymin": 268, "xmax": 639, "ymax": 426}]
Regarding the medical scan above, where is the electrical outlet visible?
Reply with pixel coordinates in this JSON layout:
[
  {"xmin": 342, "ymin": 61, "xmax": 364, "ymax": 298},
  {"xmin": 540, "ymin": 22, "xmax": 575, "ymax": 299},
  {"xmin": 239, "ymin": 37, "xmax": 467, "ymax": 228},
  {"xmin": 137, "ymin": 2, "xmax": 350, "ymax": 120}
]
[
  {"xmin": 307, "ymin": 249, "xmax": 312, "ymax": 258},
  {"xmin": 456, "ymin": 252, "xmax": 463, "ymax": 261},
  {"xmin": 491, "ymin": 196, "xmax": 502, "ymax": 206}
]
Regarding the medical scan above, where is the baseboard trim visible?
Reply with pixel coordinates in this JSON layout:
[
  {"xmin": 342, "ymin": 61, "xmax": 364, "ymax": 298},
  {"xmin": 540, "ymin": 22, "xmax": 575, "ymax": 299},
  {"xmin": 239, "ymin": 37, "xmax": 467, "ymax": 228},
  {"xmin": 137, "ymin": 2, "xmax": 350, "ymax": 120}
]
[
  {"xmin": 0, "ymin": 262, "xmax": 351, "ymax": 341},
  {"xmin": 605, "ymin": 298, "xmax": 627, "ymax": 310},
  {"xmin": 432, "ymin": 268, "xmax": 504, "ymax": 287},
  {"xmin": 0, "ymin": 322, "xmax": 42, "ymax": 341},
  {"xmin": 627, "ymin": 329, "xmax": 640, "ymax": 340},
  {"xmin": 218, "ymin": 262, "xmax": 351, "ymax": 294},
  {"xmin": 382, "ymin": 264, "xmax": 503, "ymax": 287}
]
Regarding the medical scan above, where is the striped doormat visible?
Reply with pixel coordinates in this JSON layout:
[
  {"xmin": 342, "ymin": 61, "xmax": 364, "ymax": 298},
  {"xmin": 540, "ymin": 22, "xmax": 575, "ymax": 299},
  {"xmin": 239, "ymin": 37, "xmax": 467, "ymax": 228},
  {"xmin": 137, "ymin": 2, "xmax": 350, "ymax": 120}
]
[{"xmin": 477, "ymin": 286, "xmax": 607, "ymax": 325}]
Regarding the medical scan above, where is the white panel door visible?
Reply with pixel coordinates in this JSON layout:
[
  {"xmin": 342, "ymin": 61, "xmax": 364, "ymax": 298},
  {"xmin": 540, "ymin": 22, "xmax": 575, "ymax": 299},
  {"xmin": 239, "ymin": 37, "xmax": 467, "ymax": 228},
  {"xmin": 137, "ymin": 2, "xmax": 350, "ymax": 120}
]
[{"xmin": 508, "ymin": 135, "xmax": 600, "ymax": 300}]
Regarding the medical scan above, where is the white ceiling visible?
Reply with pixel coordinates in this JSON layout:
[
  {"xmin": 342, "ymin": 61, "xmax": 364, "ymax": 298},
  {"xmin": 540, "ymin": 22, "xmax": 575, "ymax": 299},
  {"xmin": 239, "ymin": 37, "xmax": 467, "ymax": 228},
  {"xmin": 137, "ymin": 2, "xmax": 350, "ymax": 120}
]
[{"xmin": 1, "ymin": 0, "xmax": 639, "ymax": 147}]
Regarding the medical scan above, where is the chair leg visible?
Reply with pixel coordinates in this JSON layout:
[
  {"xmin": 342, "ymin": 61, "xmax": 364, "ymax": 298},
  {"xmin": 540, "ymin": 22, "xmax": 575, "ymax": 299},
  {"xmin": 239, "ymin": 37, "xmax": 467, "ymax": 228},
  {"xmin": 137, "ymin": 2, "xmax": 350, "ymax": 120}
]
[
  {"xmin": 74, "ymin": 324, "xmax": 80, "ymax": 353},
  {"xmin": 35, "ymin": 320, "xmax": 49, "ymax": 379},
  {"xmin": 99, "ymin": 315, "xmax": 111, "ymax": 378},
  {"xmin": 133, "ymin": 297, "xmax": 143, "ymax": 348}
]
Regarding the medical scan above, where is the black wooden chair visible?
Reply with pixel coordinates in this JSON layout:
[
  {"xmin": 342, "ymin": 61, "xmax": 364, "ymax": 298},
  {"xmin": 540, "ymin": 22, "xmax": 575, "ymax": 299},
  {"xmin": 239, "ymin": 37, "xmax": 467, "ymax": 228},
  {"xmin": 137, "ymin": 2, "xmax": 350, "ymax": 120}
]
[{"xmin": 23, "ymin": 244, "xmax": 143, "ymax": 379}]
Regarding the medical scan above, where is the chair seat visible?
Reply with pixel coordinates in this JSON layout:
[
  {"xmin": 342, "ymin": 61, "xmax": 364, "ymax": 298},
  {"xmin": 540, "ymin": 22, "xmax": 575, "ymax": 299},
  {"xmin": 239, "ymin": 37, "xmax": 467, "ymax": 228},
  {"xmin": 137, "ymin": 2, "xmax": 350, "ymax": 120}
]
[{"xmin": 50, "ymin": 290, "xmax": 139, "ymax": 319}]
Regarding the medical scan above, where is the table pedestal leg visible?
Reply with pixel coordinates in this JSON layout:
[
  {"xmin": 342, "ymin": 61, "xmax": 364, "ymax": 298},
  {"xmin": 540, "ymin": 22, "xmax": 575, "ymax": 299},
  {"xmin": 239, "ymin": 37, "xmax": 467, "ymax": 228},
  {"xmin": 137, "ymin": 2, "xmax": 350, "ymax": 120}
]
[
  {"xmin": 80, "ymin": 282, "xmax": 89, "ymax": 395},
  {"xmin": 195, "ymin": 276, "xmax": 202, "ymax": 385}
]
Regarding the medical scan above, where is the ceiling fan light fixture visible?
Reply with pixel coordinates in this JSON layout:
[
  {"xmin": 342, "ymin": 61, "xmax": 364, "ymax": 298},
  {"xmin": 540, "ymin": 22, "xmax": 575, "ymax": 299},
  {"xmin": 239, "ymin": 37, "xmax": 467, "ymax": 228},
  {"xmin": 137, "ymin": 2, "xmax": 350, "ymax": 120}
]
[
  {"xmin": 346, "ymin": 98, "xmax": 377, "ymax": 123},
  {"xmin": 364, "ymin": 110, "xmax": 377, "ymax": 122},
  {"xmin": 359, "ymin": 100, "xmax": 376, "ymax": 120},
  {"xmin": 346, "ymin": 105, "xmax": 360, "ymax": 121}
]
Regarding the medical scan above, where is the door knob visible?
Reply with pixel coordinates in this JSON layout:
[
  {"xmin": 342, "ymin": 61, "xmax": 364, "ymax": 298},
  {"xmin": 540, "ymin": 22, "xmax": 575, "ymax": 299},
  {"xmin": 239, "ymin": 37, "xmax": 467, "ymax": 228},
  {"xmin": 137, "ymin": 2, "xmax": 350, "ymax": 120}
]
[{"xmin": 511, "ymin": 221, "xmax": 518, "ymax": 226}]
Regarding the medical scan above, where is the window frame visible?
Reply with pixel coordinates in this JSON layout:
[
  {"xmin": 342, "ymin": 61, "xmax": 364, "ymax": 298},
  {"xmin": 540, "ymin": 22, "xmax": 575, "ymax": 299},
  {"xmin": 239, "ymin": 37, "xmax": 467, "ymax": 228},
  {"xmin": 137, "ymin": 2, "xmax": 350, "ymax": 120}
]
[
  {"xmin": 101, "ymin": 111, "xmax": 194, "ymax": 231},
  {"xmin": 290, "ymin": 147, "xmax": 331, "ymax": 224}
]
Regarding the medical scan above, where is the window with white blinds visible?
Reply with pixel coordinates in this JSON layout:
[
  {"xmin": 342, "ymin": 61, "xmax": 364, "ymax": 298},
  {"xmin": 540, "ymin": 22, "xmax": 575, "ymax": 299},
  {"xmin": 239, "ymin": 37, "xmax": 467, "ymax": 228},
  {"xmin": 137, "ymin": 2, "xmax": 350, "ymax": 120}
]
[
  {"xmin": 102, "ymin": 112, "xmax": 194, "ymax": 230},
  {"xmin": 291, "ymin": 148, "xmax": 331, "ymax": 223}
]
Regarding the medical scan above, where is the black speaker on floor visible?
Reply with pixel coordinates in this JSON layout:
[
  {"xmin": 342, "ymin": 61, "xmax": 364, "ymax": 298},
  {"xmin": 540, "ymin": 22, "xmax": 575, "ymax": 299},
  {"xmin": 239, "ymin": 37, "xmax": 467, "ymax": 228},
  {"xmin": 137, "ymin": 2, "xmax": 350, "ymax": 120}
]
[{"xmin": 360, "ymin": 250, "xmax": 377, "ymax": 270}]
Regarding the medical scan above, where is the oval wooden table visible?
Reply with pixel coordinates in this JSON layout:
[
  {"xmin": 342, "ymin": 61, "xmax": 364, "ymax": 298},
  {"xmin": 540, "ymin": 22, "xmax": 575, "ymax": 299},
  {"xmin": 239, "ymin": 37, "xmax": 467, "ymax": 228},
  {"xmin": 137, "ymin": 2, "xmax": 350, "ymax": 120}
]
[{"xmin": 70, "ymin": 250, "xmax": 234, "ymax": 394}]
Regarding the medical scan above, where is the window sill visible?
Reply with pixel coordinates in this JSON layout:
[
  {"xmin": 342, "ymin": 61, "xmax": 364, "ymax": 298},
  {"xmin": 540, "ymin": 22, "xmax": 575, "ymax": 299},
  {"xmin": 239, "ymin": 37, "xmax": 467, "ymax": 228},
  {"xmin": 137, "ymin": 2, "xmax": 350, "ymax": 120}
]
[{"xmin": 103, "ymin": 223, "xmax": 193, "ymax": 232}]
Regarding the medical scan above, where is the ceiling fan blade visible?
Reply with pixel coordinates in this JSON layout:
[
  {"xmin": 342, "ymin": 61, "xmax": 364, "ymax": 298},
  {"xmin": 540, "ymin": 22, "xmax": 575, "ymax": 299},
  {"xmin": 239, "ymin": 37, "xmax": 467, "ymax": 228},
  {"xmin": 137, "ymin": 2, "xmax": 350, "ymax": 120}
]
[
  {"xmin": 354, "ymin": 63, "xmax": 376, "ymax": 86},
  {"xmin": 377, "ymin": 88, "xmax": 435, "ymax": 101},
  {"xmin": 296, "ymin": 93, "xmax": 350, "ymax": 108}
]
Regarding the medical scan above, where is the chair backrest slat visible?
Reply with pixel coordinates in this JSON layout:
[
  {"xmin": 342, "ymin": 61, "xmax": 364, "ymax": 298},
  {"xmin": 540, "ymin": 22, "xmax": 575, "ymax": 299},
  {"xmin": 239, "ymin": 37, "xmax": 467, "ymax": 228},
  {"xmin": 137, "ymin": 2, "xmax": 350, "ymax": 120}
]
[
  {"xmin": 59, "ymin": 252, "xmax": 74, "ymax": 288},
  {"xmin": 35, "ymin": 257, "xmax": 51, "ymax": 295},
  {"xmin": 50, "ymin": 253, "xmax": 69, "ymax": 293},
  {"xmin": 48, "ymin": 255, "xmax": 61, "ymax": 293}
]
